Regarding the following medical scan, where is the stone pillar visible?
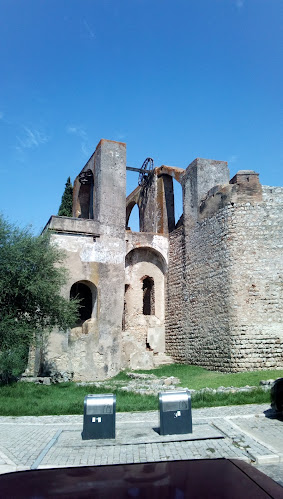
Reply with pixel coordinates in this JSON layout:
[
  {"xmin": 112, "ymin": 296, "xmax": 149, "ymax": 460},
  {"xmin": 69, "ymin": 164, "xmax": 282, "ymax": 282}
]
[
  {"xmin": 139, "ymin": 174, "xmax": 175, "ymax": 234},
  {"xmin": 182, "ymin": 158, "xmax": 229, "ymax": 222},
  {"xmin": 93, "ymin": 139, "xmax": 126, "ymax": 235},
  {"xmin": 93, "ymin": 140, "xmax": 126, "ymax": 377}
]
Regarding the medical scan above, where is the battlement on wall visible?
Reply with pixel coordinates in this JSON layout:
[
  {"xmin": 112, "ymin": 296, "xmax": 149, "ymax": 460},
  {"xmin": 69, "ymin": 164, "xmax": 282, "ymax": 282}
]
[{"xmin": 199, "ymin": 170, "xmax": 262, "ymax": 220}]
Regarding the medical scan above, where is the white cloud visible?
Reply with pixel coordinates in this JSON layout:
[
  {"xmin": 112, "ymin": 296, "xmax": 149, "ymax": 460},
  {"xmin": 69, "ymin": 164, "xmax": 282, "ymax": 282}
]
[
  {"xmin": 235, "ymin": 0, "xmax": 244, "ymax": 8},
  {"xmin": 16, "ymin": 126, "xmax": 49, "ymax": 152},
  {"xmin": 114, "ymin": 131, "xmax": 127, "ymax": 141},
  {"xmin": 228, "ymin": 155, "xmax": 238, "ymax": 164},
  {"xmin": 66, "ymin": 125, "xmax": 90, "ymax": 156},
  {"xmin": 0, "ymin": 111, "xmax": 4, "ymax": 120},
  {"xmin": 83, "ymin": 19, "xmax": 95, "ymax": 39}
]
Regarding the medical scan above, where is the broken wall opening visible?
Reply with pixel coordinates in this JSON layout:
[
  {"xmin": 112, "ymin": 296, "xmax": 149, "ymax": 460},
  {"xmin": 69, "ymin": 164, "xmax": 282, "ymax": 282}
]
[
  {"xmin": 78, "ymin": 170, "xmax": 94, "ymax": 219},
  {"xmin": 70, "ymin": 280, "xmax": 97, "ymax": 326}
]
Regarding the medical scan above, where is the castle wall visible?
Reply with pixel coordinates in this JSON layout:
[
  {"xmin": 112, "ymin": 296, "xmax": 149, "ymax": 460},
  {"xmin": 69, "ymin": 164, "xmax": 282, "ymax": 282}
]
[
  {"xmin": 182, "ymin": 208, "xmax": 233, "ymax": 370},
  {"xmin": 168, "ymin": 185, "xmax": 283, "ymax": 372},
  {"xmin": 228, "ymin": 186, "xmax": 283, "ymax": 370},
  {"xmin": 165, "ymin": 226, "xmax": 186, "ymax": 361}
]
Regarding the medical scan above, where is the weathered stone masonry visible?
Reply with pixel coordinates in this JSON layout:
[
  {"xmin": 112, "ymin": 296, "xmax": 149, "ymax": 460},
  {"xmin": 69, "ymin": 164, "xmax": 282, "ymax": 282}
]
[
  {"xmin": 33, "ymin": 140, "xmax": 283, "ymax": 380},
  {"xmin": 165, "ymin": 226, "xmax": 186, "ymax": 362},
  {"xmin": 165, "ymin": 174, "xmax": 283, "ymax": 372}
]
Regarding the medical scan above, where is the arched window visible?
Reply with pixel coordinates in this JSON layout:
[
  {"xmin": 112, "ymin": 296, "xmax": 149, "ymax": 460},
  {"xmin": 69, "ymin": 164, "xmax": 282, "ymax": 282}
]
[
  {"xmin": 173, "ymin": 178, "xmax": 183, "ymax": 227},
  {"xmin": 142, "ymin": 276, "xmax": 155, "ymax": 315},
  {"xmin": 126, "ymin": 203, "xmax": 140, "ymax": 232},
  {"xmin": 70, "ymin": 282, "xmax": 93, "ymax": 325}
]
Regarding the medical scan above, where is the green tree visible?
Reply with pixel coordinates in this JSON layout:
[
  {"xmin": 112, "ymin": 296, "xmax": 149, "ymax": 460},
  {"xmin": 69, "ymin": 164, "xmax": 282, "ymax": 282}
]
[
  {"xmin": 58, "ymin": 177, "xmax": 73, "ymax": 217},
  {"xmin": 0, "ymin": 215, "xmax": 79, "ymax": 382}
]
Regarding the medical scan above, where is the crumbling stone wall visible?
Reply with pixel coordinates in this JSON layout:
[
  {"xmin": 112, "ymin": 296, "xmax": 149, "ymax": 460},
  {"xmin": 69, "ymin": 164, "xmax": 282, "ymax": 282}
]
[
  {"xmin": 122, "ymin": 246, "xmax": 167, "ymax": 369},
  {"xmin": 41, "ymin": 140, "xmax": 126, "ymax": 381},
  {"xmin": 35, "ymin": 137, "xmax": 283, "ymax": 380}
]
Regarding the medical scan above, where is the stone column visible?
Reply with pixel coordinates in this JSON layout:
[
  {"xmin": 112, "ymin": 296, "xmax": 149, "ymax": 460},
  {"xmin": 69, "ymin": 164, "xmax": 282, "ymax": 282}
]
[
  {"xmin": 182, "ymin": 158, "xmax": 229, "ymax": 223},
  {"xmin": 92, "ymin": 140, "xmax": 127, "ymax": 378}
]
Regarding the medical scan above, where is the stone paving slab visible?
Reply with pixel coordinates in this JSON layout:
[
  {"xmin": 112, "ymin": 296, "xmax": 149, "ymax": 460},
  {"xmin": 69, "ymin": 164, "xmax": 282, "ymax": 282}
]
[
  {"xmin": 39, "ymin": 433, "xmax": 247, "ymax": 469},
  {"xmin": 231, "ymin": 414, "xmax": 283, "ymax": 458},
  {"xmin": 0, "ymin": 403, "xmax": 271, "ymax": 426},
  {"xmin": 81, "ymin": 422, "xmax": 223, "ymax": 446},
  {"xmin": 0, "ymin": 404, "xmax": 282, "ymax": 488},
  {"xmin": 211, "ymin": 418, "xmax": 279, "ymax": 463},
  {"xmin": 0, "ymin": 425, "xmax": 59, "ymax": 467}
]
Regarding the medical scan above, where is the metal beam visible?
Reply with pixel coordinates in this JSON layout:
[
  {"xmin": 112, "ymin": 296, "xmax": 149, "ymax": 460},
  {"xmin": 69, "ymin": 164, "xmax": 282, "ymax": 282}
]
[{"xmin": 126, "ymin": 166, "xmax": 150, "ymax": 173}]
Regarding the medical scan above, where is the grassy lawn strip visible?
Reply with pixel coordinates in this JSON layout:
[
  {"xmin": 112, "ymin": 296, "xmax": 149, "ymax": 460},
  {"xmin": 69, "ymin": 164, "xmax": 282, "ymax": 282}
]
[
  {"xmin": 0, "ymin": 364, "xmax": 281, "ymax": 416},
  {"xmin": 124, "ymin": 364, "xmax": 283, "ymax": 390},
  {"xmin": 0, "ymin": 383, "xmax": 156, "ymax": 416},
  {"xmin": 0, "ymin": 383, "xmax": 271, "ymax": 417}
]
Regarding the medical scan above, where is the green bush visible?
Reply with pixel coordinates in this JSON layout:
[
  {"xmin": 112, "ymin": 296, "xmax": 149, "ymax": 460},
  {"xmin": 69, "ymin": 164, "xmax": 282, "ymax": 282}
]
[{"xmin": 0, "ymin": 215, "xmax": 79, "ymax": 383}]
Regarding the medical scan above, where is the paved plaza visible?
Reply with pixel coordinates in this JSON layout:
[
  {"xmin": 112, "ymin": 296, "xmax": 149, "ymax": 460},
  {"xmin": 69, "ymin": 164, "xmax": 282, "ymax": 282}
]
[{"xmin": 0, "ymin": 403, "xmax": 282, "ymax": 488}]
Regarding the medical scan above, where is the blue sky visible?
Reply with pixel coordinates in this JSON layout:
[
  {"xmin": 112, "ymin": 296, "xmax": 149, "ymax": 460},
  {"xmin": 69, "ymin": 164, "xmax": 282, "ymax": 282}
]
[{"xmin": 0, "ymin": 0, "xmax": 282, "ymax": 233}]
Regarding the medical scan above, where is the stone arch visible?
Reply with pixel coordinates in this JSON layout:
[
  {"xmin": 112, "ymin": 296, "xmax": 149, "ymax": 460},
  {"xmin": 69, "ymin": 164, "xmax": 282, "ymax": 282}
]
[
  {"xmin": 70, "ymin": 280, "xmax": 97, "ymax": 326},
  {"xmin": 126, "ymin": 201, "xmax": 140, "ymax": 231},
  {"xmin": 122, "ymin": 247, "xmax": 166, "ymax": 368},
  {"xmin": 126, "ymin": 246, "xmax": 167, "ymax": 274}
]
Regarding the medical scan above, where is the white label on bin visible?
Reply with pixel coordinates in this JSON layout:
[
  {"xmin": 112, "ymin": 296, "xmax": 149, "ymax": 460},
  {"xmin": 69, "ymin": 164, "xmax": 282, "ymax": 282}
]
[
  {"xmin": 92, "ymin": 417, "xmax": 102, "ymax": 423},
  {"xmin": 174, "ymin": 411, "xmax": 181, "ymax": 418}
]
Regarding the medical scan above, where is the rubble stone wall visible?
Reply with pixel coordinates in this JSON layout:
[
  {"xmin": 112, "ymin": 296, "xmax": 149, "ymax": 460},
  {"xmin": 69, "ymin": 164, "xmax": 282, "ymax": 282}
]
[
  {"xmin": 182, "ymin": 208, "xmax": 233, "ymax": 371},
  {"xmin": 165, "ymin": 226, "xmax": 186, "ymax": 361},
  {"xmin": 174, "ymin": 185, "xmax": 283, "ymax": 372},
  {"xmin": 228, "ymin": 186, "xmax": 283, "ymax": 370}
]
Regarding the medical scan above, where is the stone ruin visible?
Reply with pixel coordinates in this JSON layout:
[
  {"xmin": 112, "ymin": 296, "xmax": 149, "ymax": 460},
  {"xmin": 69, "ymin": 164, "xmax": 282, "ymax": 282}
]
[{"xmin": 29, "ymin": 139, "xmax": 283, "ymax": 381}]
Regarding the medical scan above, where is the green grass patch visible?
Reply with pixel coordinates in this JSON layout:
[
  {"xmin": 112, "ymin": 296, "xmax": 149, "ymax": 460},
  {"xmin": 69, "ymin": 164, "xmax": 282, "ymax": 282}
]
[
  {"xmin": 192, "ymin": 388, "xmax": 271, "ymax": 408},
  {"xmin": 0, "ymin": 382, "xmax": 157, "ymax": 416},
  {"xmin": 0, "ymin": 364, "xmax": 280, "ymax": 416},
  {"xmin": 133, "ymin": 364, "xmax": 283, "ymax": 390}
]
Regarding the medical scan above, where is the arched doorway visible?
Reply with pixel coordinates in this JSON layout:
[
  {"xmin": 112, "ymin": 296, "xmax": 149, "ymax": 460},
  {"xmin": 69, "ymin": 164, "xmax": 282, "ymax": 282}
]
[{"xmin": 123, "ymin": 247, "xmax": 166, "ymax": 368}]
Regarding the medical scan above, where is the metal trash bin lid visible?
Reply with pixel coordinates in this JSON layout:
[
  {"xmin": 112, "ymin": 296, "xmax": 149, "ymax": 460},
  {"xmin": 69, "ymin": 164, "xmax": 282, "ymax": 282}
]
[
  {"xmin": 85, "ymin": 394, "xmax": 115, "ymax": 415},
  {"xmin": 159, "ymin": 390, "xmax": 190, "ymax": 412}
]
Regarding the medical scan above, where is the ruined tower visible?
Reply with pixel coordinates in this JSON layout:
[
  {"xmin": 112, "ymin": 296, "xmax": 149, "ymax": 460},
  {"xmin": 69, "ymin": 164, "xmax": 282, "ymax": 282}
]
[{"xmin": 37, "ymin": 139, "xmax": 283, "ymax": 380}]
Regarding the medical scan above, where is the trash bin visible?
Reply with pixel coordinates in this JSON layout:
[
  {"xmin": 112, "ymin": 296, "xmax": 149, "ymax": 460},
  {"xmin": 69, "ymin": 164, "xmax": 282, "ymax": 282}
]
[
  {"xmin": 82, "ymin": 394, "xmax": 116, "ymax": 440},
  {"xmin": 271, "ymin": 378, "xmax": 283, "ymax": 414},
  {"xmin": 159, "ymin": 390, "xmax": 192, "ymax": 435}
]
